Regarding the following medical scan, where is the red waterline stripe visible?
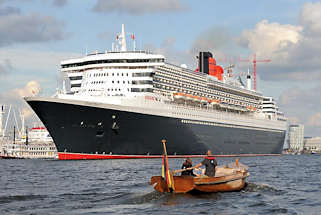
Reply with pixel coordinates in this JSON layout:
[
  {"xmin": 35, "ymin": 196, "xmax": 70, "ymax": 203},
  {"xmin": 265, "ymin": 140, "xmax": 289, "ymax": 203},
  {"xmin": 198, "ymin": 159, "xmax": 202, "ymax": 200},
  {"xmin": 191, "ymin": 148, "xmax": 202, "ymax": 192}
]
[{"xmin": 58, "ymin": 152, "xmax": 280, "ymax": 160}]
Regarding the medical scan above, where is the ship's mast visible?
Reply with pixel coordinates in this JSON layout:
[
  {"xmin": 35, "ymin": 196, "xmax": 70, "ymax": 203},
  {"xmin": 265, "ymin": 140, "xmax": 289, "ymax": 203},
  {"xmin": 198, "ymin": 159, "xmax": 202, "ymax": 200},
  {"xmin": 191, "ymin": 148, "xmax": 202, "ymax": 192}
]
[
  {"xmin": 20, "ymin": 110, "xmax": 25, "ymax": 137},
  {"xmin": 0, "ymin": 105, "xmax": 4, "ymax": 137},
  {"xmin": 119, "ymin": 24, "xmax": 127, "ymax": 52}
]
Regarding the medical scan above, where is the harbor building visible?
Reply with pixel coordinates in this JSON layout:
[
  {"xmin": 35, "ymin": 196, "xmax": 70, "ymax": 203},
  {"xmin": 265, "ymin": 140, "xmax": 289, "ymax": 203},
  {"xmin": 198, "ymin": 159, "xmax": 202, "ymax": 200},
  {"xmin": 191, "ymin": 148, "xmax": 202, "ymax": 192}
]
[
  {"xmin": 304, "ymin": 137, "xmax": 321, "ymax": 153},
  {"xmin": 288, "ymin": 124, "xmax": 305, "ymax": 152}
]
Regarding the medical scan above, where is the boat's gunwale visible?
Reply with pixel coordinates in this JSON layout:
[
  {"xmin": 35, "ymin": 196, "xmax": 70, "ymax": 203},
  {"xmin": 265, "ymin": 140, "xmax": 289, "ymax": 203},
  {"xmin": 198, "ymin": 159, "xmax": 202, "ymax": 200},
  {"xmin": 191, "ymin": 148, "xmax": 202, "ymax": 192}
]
[{"xmin": 194, "ymin": 171, "xmax": 249, "ymax": 185}]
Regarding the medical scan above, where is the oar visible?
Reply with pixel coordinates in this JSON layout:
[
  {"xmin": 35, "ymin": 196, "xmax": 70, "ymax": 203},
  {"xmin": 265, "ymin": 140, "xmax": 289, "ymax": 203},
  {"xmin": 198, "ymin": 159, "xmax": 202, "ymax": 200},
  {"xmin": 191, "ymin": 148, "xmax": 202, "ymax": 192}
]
[{"xmin": 172, "ymin": 168, "xmax": 192, "ymax": 174}]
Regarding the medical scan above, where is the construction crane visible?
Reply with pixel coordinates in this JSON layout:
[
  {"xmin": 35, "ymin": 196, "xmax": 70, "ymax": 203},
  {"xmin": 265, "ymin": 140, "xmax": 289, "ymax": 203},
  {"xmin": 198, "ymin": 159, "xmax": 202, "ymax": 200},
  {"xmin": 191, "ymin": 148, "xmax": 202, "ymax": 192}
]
[{"xmin": 240, "ymin": 53, "xmax": 270, "ymax": 91}]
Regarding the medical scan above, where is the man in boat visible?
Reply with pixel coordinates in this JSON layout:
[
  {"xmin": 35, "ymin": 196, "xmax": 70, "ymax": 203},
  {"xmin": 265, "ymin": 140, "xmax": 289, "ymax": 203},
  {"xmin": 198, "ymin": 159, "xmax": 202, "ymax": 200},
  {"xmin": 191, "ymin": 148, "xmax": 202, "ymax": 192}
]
[
  {"xmin": 181, "ymin": 158, "xmax": 196, "ymax": 176},
  {"xmin": 190, "ymin": 150, "xmax": 217, "ymax": 177}
]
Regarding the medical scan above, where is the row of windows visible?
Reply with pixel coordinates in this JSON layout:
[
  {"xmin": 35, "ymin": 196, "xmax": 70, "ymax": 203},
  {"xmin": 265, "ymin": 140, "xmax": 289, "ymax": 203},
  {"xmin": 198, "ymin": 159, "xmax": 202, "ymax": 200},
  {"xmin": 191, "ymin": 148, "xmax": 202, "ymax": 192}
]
[
  {"xmin": 91, "ymin": 81, "xmax": 105, "ymax": 84},
  {"xmin": 87, "ymin": 88, "xmax": 130, "ymax": 92},
  {"xmin": 26, "ymin": 152, "xmax": 55, "ymax": 155},
  {"xmin": 69, "ymin": 66, "xmax": 152, "ymax": 73},
  {"xmin": 159, "ymin": 65, "xmax": 204, "ymax": 83},
  {"xmin": 71, "ymin": 84, "xmax": 81, "ymax": 88},
  {"xmin": 263, "ymin": 102, "xmax": 276, "ymax": 105},
  {"xmin": 69, "ymin": 76, "xmax": 82, "ymax": 81},
  {"xmin": 89, "ymin": 80, "xmax": 131, "ymax": 84},
  {"xmin": 131, "ymin": 88, "xmax": 153, "ymax": 92},
  {"xmin": 86, "ymin": 72, "xmax": 154, "ymax": 78},
  {"xmin": 25, "ymin": 147, "xmax": 56, "ymax": 151},
  {"xmin": 62, "ymin": 58, "xmax": 164, "ymax": 68},
  {"xmin": 132, "ymin": 80, "xmax": 153, "ymax": 85},
  {"xmin": 132, "ymin": 72, "xmax": 154, "ymax": 77},
  {"xmin": 113, "ymin": 80, "xmax": 130, "ymax": 84},
  {"xmin": 91, "ymin": 72, "xmax": 130, "ymax": 77},
  {"xmin": 86, "ymin": 88, "xmax": 152, "ymax": 93}
]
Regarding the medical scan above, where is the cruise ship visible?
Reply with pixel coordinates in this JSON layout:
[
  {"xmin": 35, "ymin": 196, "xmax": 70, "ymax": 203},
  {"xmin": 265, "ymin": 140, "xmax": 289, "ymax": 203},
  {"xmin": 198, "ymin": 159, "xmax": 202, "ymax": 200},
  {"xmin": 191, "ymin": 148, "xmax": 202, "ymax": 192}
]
[{"xmin": 25, "ymin": 25, "xmax": 287, "ymax": 160}]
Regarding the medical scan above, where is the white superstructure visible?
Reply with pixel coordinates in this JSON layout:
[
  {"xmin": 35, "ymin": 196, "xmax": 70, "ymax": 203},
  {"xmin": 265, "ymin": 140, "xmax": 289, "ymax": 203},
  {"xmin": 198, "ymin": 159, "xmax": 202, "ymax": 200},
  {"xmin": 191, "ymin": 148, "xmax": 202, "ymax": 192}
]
[{"xmin": 262, "ymin": 97, "xmax": 286, "ymax": 121}]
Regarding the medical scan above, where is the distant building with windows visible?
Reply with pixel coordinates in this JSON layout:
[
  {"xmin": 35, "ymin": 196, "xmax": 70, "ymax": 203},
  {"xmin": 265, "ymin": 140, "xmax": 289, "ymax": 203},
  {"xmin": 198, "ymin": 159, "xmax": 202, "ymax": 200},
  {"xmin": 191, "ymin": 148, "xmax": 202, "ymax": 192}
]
[
  {"xmin": 304, "ymin": 137, "xmax": 321, "ymax": 152},
  {"xmin": 288, "ymin": 124, "xmax": 304, "ymax": 152}
]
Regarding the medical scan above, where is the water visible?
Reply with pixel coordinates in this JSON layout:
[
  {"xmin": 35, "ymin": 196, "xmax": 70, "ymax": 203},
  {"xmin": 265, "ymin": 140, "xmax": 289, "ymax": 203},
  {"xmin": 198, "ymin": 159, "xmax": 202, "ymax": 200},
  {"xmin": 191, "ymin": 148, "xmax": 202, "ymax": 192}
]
[{"xmin": 1, "ymin": 155, "xmax": 320, "ymax": 214}]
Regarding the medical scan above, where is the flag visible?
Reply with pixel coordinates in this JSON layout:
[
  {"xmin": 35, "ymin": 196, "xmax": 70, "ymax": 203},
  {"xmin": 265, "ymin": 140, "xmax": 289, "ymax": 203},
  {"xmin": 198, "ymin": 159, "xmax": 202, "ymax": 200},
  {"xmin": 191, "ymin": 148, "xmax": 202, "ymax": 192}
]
[
  {"xmin": 161, "ymin": 140, "xmax": 174, "ymax": 191},
  {"xmin": 131, "ymin": 34, "xmax": 135, "ymax": 40}
]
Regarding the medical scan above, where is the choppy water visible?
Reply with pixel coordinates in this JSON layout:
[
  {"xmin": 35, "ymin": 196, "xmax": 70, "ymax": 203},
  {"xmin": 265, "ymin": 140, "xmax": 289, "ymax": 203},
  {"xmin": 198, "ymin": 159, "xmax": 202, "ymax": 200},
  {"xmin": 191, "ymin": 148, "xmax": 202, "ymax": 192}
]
[{"xmin": 1, "ymin": 155, "xmax": 321, "ymax": 214}]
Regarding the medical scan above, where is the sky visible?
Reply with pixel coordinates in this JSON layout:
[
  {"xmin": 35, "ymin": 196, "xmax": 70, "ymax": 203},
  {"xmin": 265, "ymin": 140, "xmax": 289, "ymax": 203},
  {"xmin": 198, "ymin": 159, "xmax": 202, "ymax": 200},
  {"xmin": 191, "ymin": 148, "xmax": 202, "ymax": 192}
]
[{"xmin": 0, "ymin": 0, "xmax": 321, "ymax": 137}]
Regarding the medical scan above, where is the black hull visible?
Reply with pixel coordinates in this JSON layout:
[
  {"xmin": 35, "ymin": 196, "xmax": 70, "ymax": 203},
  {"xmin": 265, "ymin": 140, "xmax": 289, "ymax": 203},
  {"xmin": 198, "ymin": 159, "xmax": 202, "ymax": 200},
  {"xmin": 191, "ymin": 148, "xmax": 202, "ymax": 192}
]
[{"xmin": 26, "ymin": 100, "xmax": 286, "ymax": 155}]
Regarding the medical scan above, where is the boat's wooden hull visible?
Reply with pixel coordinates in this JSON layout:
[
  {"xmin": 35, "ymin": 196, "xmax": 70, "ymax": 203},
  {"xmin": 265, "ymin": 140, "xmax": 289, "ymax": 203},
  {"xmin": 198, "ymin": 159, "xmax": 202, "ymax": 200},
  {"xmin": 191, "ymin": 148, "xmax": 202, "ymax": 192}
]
[
  {"xmin": 151, "ymin": 170, "xmax": 249, "ymax": 193},
  {"xmin": 193, "ymin": 171, "xmax": 248, "ymax": 192}
]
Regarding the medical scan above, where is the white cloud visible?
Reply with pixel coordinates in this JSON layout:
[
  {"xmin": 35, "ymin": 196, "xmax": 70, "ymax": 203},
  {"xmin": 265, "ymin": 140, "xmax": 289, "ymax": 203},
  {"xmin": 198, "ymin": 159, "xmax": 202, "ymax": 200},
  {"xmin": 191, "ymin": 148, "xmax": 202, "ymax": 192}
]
[
  {"xmin": 0, "ymin": 58, "xmax": 13, "ymax": 75},
  {"xmin": 0, "ymin": 81, "xmax": 41, "ymax": 126},
  {"xmin": 0, "ymin": 48, "xmax": 80, "ymax": 73},
  {"xmin": 307, "ymin": 112, "xmax": 321, "ymax": 127},
  {"xmin": 238, "ymin": 2, "xmax": 321, "ymax": 82},
  {"xmin": 12, "ymin": 80, "xmax": 40, "ymax": 97},
  {"xmin": 92, "ymin": 0, "xmax": 186, "ymax": 15},
  {"xmin": 147, "ymin": 27, "xmax": 237, "ymax": 70},
  {"xmin": 287, "ymin": 116, "xmax": 300, "ymax": 125},
  {"xmin": 21, "ymin": 106, "xmax": 33, "ymax": 118},
  {"xmin": 277, "ymin": 84, "xmax": 321, "ymax": 136},
  {"xmin": 240, "ymin": 20, "xmax": 302, "ymax": 59},
  {"xmin": 52, "ymin": 0, "xmax": 67, "ymax": 7},
  {"xmin": 190, "ymin": 26, "xmax": 233, "ymax": 58},
  {"xmin": 299, "ymin": 2, "xmax": 321, "ymax": 36},
  {"xmin": 279, "ymin": 87, "xmax": 303, "ymax": 106},
  {"xmin": 0, "ymin": 10, "xmax": 68, "ymax": 46},
  {"xmin": 0, "ymin": 5, "xmax": 20, "ymax": 15}
]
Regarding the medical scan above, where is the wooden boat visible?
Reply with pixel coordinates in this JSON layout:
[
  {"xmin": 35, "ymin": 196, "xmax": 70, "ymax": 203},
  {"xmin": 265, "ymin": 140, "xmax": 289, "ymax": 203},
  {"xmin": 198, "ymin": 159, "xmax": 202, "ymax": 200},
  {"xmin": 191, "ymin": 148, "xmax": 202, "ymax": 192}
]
[{"xmin": 150, "ymin": 140, "xmax": 249, "ymax": 193}]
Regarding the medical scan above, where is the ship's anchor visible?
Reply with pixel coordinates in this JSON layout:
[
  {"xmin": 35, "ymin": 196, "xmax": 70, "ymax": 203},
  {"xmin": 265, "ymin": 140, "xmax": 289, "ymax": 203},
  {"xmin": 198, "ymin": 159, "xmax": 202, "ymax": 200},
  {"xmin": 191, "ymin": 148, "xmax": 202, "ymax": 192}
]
[
  {"xmin": 111, "ymin": 115, "xmax": 119, "ymax": 134},
  {"xmin": 112, "ymin": 122, "xmax": 119, "ymax": 130}
]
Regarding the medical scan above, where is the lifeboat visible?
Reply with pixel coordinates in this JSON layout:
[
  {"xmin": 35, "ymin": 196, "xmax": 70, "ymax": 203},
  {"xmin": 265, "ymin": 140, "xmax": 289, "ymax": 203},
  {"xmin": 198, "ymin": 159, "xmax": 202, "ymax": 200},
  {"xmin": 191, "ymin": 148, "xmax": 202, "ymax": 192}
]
[
  {"xmin": 246, "ymin": 106, "xmax": 257, "ymax": 111},
  {"xmin": 173, "ymin": 92, "xmax": 185, "ymax": 99},
  {"xmin": 184, "ymin": 94, "xmax": 192, "ymax": 101},
  {"xmin": 190, "ymin": 95, "xmax": 200, "ymax": 102},
  {"xmin": 201, "ymin": 97, "xmax": 209, "ymax": 103},
  {"xmin": 210, "ymin": 99, "xmax": 220, "ymax": 104}
]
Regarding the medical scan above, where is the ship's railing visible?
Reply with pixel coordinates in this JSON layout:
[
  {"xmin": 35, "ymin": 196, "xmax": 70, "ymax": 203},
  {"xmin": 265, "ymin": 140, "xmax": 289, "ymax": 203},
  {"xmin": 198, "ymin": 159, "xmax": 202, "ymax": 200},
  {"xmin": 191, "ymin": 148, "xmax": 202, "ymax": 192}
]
[{"xmin": 86, "ymin": 50, "xmax": 154, "ymax": 56}]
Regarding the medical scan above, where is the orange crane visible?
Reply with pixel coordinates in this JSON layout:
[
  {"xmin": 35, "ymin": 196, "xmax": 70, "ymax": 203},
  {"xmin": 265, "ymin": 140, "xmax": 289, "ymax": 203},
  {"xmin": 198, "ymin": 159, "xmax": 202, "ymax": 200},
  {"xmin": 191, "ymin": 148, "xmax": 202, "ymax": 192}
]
[{"xmin": 240, "ymin": 53, "xmax": 270, "ymax": 91}]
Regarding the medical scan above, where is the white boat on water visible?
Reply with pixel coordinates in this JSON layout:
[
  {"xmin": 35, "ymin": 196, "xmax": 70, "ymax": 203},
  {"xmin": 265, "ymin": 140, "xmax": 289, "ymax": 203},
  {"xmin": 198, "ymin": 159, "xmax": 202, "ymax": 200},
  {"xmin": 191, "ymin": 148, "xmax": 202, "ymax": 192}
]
[
  {"xmin": 1, "ymin": 126, "xmax": 58, "ymax": 159},
  {"xmin": 0, "ymin": 105, "xmax": 58, "ymax": 159}
]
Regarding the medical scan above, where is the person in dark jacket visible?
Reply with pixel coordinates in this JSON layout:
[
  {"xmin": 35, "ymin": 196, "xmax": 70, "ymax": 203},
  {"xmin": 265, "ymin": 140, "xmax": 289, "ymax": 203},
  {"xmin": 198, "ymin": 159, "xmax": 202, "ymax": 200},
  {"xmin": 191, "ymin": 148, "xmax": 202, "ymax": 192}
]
[
  {"xmin": 189, "ymin": 150, "xmax": 217, "ymax": 177},
  {"xmin": 181, "ymin": 158, "xmax": 196, "ymax": 176}
]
